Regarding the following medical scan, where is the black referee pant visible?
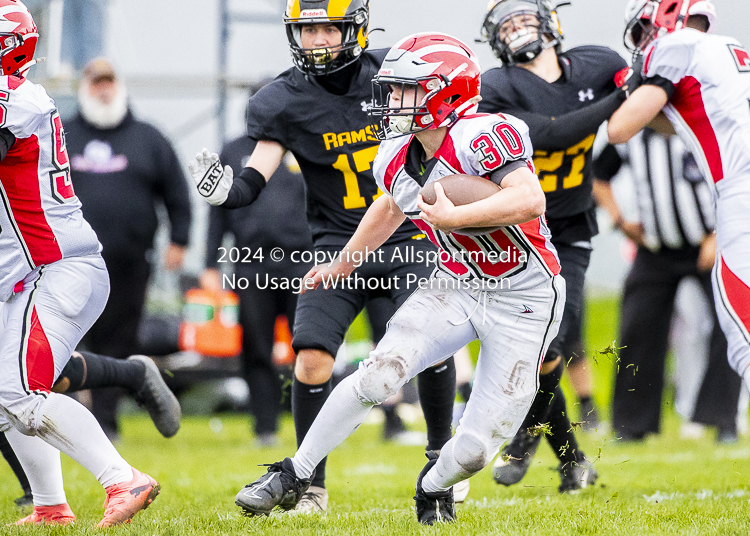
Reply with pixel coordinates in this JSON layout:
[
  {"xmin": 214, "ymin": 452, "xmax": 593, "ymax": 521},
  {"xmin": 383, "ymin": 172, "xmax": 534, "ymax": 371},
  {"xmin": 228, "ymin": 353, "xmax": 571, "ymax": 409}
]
[
  {"xmin": 86, "ymin": 252, "xmax": 151, "ymax": 436},
  {"xmin": 612, "ymin": 246, "xmax": 742, "ymax": 438}
]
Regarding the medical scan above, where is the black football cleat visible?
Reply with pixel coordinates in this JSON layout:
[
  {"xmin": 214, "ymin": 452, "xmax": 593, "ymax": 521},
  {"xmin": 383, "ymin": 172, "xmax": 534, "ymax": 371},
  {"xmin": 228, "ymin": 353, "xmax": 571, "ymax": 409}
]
[
  {"xmin": 14, "ymin": 491, "xmax": 33, "ymax": 508},
  {"xmin": 492, "ymin": 428, "xmax": 542, "ymax": 486},
  {"xmin": 558, "ymin": 458, "xmax": 598, "ymax": 493},
  {"xmin": 235, "ymin": 458, "xmax": 312, "ymax": 516},
  {"xmin": 128, "ymin": 355, "xmax": 181, "ymax": 438},
  {"xmin": 414, "ymin": 451, "xmax": 456, "ymax": 525}
]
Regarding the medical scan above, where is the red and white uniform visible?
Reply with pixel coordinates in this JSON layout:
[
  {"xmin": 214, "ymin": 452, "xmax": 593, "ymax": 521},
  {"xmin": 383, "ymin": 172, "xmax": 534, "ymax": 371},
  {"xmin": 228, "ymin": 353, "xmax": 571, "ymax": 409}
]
[
  {"xmin": 374, "ymin": 113, "xmax": 561, "ymax": 290},
  {"xmin": 0, "ymin": 75, "xmax": 101, "ymax": 302},
  {"xmin": 355, "ymin": 113, "xmax": 566, "ymax": 462},
  {"xmin": 643, "ymin": 28, "xmax": 750, "ymax": 376},
  {"xmin": 0, "ymin": 75, "xmax": 107, "ymax": 431}
]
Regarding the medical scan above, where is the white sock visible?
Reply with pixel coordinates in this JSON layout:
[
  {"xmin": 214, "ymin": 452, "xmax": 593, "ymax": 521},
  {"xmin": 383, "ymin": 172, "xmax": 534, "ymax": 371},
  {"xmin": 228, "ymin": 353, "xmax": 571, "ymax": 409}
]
[
  {"xmin": 36, "ymin": 393, "xmax": 132, "ymax": 488},
  {"xmin": 292, "ymin": 374, "xmax": 374, "ymax": 479},
  {"xmin": 421, "ymin": 438, "xmax": 471, "ymax": 493},
  {"xmin": 5, "ymin": 427, "xmax": 67, "ymax": 506}
]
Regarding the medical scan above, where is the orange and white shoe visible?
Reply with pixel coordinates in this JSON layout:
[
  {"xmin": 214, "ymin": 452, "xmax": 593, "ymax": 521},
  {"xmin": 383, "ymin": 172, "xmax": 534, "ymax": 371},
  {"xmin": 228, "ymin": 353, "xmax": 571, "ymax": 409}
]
[
  {"xmin": 16, "ymin": 503, "xmax": 76, "ymax": 526},
  {"xmin": 96, "ymin": 468, "xmax": 160, "ymax": 528}
]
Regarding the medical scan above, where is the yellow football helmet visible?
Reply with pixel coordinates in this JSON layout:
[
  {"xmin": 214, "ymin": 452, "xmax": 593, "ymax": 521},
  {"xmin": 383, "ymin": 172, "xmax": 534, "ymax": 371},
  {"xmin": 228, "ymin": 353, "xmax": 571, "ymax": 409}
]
[{"xmin": 284, "ymin": 0, "xmax": 369, "ymax": 75}]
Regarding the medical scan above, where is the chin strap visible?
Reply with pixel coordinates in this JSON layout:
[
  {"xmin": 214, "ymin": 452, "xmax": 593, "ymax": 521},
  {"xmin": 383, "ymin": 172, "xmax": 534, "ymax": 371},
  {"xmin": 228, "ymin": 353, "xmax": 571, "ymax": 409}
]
[{"xmin": 14, "ymin": 56, "xmax": 44, "ymax": 77}]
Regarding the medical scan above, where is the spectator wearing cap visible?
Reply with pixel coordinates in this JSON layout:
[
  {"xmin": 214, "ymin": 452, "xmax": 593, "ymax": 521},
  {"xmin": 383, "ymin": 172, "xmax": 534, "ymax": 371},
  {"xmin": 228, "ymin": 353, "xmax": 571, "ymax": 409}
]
[{"xmin": 66, "ymin": 57, "xmax": 192, "ymax": 440}]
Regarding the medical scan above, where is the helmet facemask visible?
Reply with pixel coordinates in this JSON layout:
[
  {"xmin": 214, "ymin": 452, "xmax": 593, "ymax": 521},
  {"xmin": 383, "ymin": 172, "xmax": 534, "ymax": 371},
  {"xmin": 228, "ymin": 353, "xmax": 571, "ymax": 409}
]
[
  {"xmin": 623, "ymin": 0, "xmax": 716, "ymax": 57},
  {"xmin": 624, "ymin": 1, "xmax": 661, "ymax": 55},
  {"xmin": 369, "ymin": 78, "xmax": 438, "ymax": 140},
  {"xmin": 481, "ymin": 0, "xmax": 563, "ymax": 65}
]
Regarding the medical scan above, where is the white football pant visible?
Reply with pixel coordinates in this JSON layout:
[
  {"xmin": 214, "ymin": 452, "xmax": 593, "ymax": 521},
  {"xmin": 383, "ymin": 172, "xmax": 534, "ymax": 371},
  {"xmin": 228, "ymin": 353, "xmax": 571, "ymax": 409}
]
[
  {"xmin": 712, "ymin": 180, "xmax": 750, "ymax": 385},
  {"xmin": 0, "ymin": 255, "xmax": 133, "ymax": 504},
  {"xmin": 291, "ymin": 273, "xmax": 564, "ymax": 491}
]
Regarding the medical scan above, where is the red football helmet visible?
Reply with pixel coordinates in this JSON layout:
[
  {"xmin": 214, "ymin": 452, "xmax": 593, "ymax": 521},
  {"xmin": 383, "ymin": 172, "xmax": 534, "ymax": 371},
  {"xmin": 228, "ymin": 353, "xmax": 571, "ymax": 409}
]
[
  {"xmin": 624, "ymin": 0, "xmax": 716, "ymax": 54},
  {"xmin": 0, "ymin": 0, "xmax": 38, "ymax": 77},
  {"xmin": 369, "ymin": 32, "xmax": 481, "ymax": 139}
]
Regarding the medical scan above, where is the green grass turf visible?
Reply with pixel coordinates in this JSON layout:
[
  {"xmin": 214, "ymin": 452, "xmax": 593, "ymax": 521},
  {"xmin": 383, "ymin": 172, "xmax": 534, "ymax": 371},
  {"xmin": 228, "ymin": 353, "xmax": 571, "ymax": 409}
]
[{"xmin": 2, "ymin": 297, "xmax": 749, "ymax": 534}]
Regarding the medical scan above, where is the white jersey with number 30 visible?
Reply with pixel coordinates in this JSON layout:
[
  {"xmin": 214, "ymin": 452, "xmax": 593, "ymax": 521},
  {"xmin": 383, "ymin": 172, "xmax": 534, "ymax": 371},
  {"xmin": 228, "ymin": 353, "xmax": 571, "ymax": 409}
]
[
  {"xmin": 0, "ymin": 76, "xmax": 100, "ymax": 302},
  {"xmin": 374, "ymin": 113, "xmax": 560, "ymax": 290},
  {"xmin": 643, "ymin": 28, "xmax": 750, "ymax": 191}
]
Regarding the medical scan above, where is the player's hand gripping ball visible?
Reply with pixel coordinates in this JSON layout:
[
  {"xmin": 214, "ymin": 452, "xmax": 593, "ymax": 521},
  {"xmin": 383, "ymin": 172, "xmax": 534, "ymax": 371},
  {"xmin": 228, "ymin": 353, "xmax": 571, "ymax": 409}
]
[
  {"xmin": 419, "ymin": 174, "xmax": 502, "ymax": 235},
  {"xmin": 189, "ymin": 148, "xmax": 234, "ymax": 206}
]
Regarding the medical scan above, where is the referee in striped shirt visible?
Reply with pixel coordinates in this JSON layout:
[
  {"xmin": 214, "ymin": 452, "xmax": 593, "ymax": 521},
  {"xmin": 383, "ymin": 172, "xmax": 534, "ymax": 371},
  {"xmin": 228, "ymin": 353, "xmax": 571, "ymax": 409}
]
[{"xmin": 594, "ymin": 128, "xmax": 742, "ymax": 443}]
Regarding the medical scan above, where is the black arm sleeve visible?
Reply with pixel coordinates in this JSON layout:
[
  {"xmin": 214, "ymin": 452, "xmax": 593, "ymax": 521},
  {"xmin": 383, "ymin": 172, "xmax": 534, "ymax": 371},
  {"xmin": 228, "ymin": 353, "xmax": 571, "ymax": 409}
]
[
  {"xmin": 510, "ymin": 90, "xmax": 626, "ymax": 152},
  {"xmin": 592, "ymin": 144, "xmax": 623, "ymax": 182},
  {"xmin": 222, "ymin": 166, "xmax": 267, "ymax": 209},
  {"xmin": 642, "ymin": 75, "xmax": 676, "ymax": 98},
  {"xmin": 489, "ymin": 159, "xmax": 528, "ymax": 186},
  {"xmin": 204, "ymin": 205, "xmax": 229, "ymax": 269},
  {"xmin": 0, "ymin": 127, "xmax": 16, "ymax": 161}
]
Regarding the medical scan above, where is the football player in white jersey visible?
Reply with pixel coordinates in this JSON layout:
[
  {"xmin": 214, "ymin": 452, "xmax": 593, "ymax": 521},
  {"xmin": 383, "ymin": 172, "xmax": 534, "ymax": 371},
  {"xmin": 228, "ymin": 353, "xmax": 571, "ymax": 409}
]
[
  {"xmin": 608, "ymin": 0, "xmax": 750, "ymax": 392},
  {"xmin": 0, "ymin": 0, "xmax": 159, "ymax": 526},
  {"xmin": 232, "ymin": 33, "xmax": 565, "ymax": 525}
]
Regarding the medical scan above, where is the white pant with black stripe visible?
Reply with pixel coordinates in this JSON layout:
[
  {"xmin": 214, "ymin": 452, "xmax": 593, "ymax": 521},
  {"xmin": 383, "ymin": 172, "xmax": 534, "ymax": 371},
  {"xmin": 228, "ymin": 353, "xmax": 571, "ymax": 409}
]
[
  {"xmin": 291, "ymin": 272, "xmax": 564, "ymax": 484},
  {"xmin": 0, "ymin": 254, "xmax": 109, "ymax": 434},
  {"xmin": 712, "ymin": 180, "xmax": 750, "ymax": 381}
]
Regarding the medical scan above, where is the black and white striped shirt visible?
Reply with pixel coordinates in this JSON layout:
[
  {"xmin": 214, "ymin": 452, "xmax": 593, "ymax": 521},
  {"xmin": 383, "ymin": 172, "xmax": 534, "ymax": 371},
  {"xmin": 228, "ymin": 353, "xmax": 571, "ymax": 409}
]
[{"xmin": 595, "ymin": 129, "xmax": 714, "ymax": 251}]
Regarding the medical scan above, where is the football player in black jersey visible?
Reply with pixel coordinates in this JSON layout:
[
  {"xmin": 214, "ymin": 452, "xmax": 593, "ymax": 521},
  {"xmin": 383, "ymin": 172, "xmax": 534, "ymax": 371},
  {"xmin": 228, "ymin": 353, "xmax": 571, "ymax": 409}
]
[
  {"xmin": 189, "ymin": 0, "xmax": 458, "ymax": 513},
  {"xmin": 477, "ymin": 0, "xmax": 637, "ymax": 492}
]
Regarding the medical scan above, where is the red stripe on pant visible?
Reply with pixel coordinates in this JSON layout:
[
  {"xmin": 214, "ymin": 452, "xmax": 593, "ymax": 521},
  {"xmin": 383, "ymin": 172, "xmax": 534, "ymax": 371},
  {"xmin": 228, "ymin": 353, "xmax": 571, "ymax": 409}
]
[
  {"xmin": 721, "ymin": 256, "xmax": 750, "ymax": 338},
  {"xmin": 25, "ymin": 307, "xmax": 55, "ymax": 393}
]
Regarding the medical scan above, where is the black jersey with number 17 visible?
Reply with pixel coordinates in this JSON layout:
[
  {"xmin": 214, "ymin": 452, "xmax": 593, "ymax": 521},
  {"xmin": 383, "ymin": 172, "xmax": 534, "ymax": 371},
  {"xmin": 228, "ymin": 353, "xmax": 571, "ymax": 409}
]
[
  {"xmin": 246, "ymin": 49, "xmax": 419, "ymax": 247},
  {"xmin": 479, "ymin": 46, "xmax": 627, "ymax": 244}
]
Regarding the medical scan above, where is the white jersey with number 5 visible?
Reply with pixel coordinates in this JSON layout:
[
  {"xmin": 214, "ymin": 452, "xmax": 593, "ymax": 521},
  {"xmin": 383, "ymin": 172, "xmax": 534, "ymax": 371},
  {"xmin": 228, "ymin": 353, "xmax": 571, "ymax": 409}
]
[
  {"xmin": 643, "ymin": 28, "xmax": 750, "ymax": 192},
  {"xmin": 374, "ymin": 113, "xmax": 560, "ymax": 290},
  {"xmin": 644, "ymin": 28, "xmax": 750, "ymax": 378},
  {"xmin": 0, "ymin": 76, "xmax": 100, "ymax": 302}
]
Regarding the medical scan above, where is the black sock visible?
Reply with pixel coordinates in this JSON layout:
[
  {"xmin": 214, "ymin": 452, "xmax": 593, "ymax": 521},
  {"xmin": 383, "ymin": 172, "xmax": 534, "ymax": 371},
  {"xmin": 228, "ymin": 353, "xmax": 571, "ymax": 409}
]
[
  {"xmin": 579, "ymin": 395, "xmax": 592, "ymax": 406},
  {"xmin": 382, "ymin": 404, "xmax": 405, "ymax": 437},
  {"xmin": 292, "ymin": 377, "xmax": 331, "ymax": 488},
  {"xmin": 546, "ymin": 388, "xmax": 585, "ymax": 464},
  {"xmin": 0, "ymin": 432, "xmax": 31, "ymax": 495},
  {"xmin": 56, "ymin": 351, "xmax": 145, "ymax": 393},
  {"xmin": 417, "ymin": 357, "xmax": 456, "ymax": 451},
  {"xmin": 457, "ymin": 382, "xmax": 472, "ymax": 403},
  {"xmin": 382, "ymin": 404, "xmax": 398, "ymax": 421},
  {"xmin": 506, "ymin": 359, "xmax": 564, "ymax": 457}
]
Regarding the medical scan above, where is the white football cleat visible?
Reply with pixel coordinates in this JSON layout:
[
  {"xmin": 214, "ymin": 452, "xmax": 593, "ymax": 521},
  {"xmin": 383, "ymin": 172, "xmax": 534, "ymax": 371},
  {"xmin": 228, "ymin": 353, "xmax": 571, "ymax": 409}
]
[
  {"xmin": 291, "ymin": 485, "xmax": 328, "ymax": 514},
  {"xmin": 452, "ymin": 479, "xmax": 470, "ymax": 503}
]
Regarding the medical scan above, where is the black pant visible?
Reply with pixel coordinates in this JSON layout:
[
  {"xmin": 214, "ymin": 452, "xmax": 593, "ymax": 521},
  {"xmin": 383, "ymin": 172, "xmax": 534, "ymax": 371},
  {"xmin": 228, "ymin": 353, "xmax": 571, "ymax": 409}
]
[
  {"xmin": 546, "ymin": 243, "xmax": 591, "ymax": 361},
  {"xmin": 237, "ymin": 265, "xmax": 303, "ymax": 435},
  {"xmin": 612, "ymin": 247, "xmax": 742, "ymax": 436},
  {"xmin": 292, "ymin": 240, "xmax": 437, "ymax": 356},
  {"xmin": 85, "ymin": 253, "xmax": 151, "ymax": 434}
]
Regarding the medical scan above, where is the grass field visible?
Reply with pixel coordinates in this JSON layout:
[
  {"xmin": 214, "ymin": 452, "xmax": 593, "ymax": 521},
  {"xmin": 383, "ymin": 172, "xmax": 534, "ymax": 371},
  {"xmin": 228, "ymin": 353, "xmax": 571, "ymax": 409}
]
[{"xmin": 1, "ymin": 297, "xmax": 749, "ymax": 534}]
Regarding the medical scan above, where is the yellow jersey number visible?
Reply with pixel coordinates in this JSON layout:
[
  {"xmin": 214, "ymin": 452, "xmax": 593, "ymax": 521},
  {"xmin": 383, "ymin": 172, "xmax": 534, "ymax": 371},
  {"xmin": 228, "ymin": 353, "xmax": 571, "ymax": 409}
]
[
  {"xmin": 533, "ymin": 134, "xmax": 596, "ymax": 193},
  {"xmin": 332, "ymin": 145, "xmax": 383, "ymax": 209}
]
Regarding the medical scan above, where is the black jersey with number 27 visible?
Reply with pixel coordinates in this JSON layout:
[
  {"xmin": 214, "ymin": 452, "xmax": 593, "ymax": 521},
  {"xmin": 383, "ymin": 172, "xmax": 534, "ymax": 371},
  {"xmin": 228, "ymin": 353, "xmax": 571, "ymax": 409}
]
[
  {"xmin": 480, "ymin": 46, "xmax": 627, "ymax": 243},
  {"xmin": 246, "ymin": 49, "xmax": 419, "ymax": 248}
]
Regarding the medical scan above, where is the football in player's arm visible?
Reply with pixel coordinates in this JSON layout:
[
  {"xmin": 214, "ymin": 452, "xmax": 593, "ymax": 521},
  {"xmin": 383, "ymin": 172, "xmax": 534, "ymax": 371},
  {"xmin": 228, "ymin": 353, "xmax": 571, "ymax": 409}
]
[{"xmin": 232, "ymin": 32, "xmax": 565, "ymax": 526}]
